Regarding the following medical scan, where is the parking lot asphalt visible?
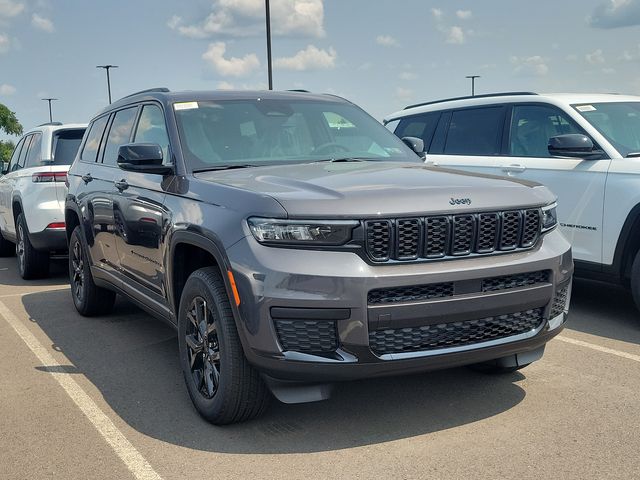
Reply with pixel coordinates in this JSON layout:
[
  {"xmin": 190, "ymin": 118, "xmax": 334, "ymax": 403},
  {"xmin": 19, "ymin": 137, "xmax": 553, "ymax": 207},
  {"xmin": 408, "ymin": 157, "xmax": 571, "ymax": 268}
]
[{"xmin": 1, "ymin": 257, "xmax": 639, "ymax": 480}]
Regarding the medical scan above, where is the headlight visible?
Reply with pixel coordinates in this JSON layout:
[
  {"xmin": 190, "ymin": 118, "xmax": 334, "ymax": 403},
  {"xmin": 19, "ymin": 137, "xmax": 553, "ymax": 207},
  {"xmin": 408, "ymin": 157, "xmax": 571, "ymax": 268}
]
[
  {"xmin": 541, "ymin": 203, "xmax": 558, "ymax": 232},
  {"xmin": 247, "ymin": 218, "xmax": 357, "ymax": 245}
]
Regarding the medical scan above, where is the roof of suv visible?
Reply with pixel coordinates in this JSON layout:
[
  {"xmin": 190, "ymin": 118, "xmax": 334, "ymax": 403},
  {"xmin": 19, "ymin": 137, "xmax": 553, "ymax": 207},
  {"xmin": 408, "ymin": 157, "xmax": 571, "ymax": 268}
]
[
  {"xmin": 24, "ymin": 123, "xmax": 87, "ymax": 136},
  {"xmin": 101, "ymin": 88, "xmax": 349, "ymax": 117},
  {"xmin": 384, "ymin": 92, "xmax": 640, "ymax": 123}
]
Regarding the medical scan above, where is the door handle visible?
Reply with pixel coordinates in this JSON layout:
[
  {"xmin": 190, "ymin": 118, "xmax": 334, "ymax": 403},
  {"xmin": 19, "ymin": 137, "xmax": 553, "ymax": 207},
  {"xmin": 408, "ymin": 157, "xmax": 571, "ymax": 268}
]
[
  {"xmin": 81, "ymin": 173, "xmax": 93, "ymax": 184},
  {"xmin": 501, "ymin": 164, "xmax": 526, "ymax": 173},
  {"xmin": 114, "ymin": 179, "xmax": 129, "ymax": 191}
]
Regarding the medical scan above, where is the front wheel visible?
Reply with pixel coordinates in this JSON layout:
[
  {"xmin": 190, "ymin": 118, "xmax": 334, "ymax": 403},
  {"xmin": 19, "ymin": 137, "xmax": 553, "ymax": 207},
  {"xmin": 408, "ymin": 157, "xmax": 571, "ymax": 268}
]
[
  {"xmin": 69, "ymin": 226, "xmax": 116, "ymax": 316},
  {"xmin": 178, "ymin": 267, "xmax": 270, "ymax": 425}
]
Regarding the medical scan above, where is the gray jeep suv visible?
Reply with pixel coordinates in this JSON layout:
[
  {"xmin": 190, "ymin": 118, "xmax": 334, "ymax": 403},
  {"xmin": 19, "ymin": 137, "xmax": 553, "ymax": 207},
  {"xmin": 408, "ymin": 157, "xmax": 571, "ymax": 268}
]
[{"xmin": 65, "ymin": 89, "xmax": 573, "ymax": 424}]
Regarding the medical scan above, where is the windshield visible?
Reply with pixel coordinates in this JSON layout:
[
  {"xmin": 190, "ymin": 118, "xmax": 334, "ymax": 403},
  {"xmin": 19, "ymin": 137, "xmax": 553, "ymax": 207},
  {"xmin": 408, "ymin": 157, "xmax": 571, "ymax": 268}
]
[
  {"xmin": 573, "ymin": 102, "xmax": 640, "ymax": 156},
  {"xmin": 173, "ymin": 99, "xmax": 417, "ymax": 170},
  {"xmin": 51, "ymin": 128, "xmax": 86, "ymax": 165}
]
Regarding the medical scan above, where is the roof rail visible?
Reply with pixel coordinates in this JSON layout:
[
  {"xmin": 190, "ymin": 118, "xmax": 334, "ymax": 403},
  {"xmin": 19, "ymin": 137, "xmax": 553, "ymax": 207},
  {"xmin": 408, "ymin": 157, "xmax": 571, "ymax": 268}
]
[
  {"xmin": 37, "ymin": 122, "xmax": 63, "ymax": 126},
  {"xmin": 287, "ymin": 89, "xmax": 311, "ymax": 93},
  {"xmin": 122, "ymin": 87, "xmax": 170, "ymax": 99},
  {"xmin": 404, "ymin": 92, "xmax": 538, "ymax": 110}
]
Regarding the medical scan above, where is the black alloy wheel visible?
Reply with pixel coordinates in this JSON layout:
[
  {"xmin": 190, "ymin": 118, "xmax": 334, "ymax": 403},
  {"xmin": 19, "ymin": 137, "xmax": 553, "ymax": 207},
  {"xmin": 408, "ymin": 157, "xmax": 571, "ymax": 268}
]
[{"xmin": 185, "ymin": 296, "xmax": 221, "ymax": 399}]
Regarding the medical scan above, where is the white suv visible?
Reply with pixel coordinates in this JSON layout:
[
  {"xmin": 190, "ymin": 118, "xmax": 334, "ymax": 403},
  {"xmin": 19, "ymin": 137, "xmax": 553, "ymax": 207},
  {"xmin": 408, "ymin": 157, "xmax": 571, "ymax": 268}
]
[
  {"xmin": 0, "ymin": 122, "xmax": 86, "ymax": 278},
  {"xmin": 385, "ymin": 92, "xmax": 640, "ymax": 311}
]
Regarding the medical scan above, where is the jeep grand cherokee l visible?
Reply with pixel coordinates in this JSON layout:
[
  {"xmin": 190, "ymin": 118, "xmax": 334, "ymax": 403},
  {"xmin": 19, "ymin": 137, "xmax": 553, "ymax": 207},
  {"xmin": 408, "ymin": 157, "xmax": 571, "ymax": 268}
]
[{"xmin": 65, "ymin": 88, "xmax": 573, "ymax": 424}]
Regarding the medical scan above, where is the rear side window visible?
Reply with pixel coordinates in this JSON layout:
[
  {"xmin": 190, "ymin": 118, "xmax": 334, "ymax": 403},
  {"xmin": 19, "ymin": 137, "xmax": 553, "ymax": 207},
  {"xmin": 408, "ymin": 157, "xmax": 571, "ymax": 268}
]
[
  {"xmin": 24, "ymin": 133, "xmax": 42, "ymax": 168},
  {"xmin": 444, "ymin": 107, "xmax": 504, "ymax": 155},
  {"xmin": 81, "ymin": 116, "xmax": 109, "ymax": 163},
  {"xmin": 52, "ymin": 129, "xmax": 86, "ymax": 165},
  {"xmin": 394, "ymin": 112, "xmax": 441, "ymax": 152},
  {"xmin": 102, "ymin": 107, "xmax": 138, "ymax": 166}
]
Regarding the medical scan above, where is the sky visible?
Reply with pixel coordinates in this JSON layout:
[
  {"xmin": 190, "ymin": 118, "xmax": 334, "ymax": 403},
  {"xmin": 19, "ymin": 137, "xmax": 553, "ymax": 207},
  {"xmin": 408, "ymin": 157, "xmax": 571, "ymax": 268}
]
[{"xmin": 3, "ymin": 0, "xmax": 640, "ymax": 141}]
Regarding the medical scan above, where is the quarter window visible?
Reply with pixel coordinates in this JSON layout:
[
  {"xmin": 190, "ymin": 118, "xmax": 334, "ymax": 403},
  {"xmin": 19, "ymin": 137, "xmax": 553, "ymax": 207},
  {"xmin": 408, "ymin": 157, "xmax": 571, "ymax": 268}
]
[
  {"xmin": 102, "ymin": 107, "xmax": 138, "ymax": 166},
  {"xmin": 509, "ymin": 105, "xmax": 583, "ymax": 157},
  {"xmin": 24, "ymin": 133, "xmax": 42, "ymax": 168},
  {"xmin": 6, "ymin": 137, "xmax": 25, "ymax": 172},
  {"xmin": 133, "ymin": 105, "xmax": 170, "ymax": 163},
  {"xmin": 444, "ymin": 107, "xmax": 504, "ymax": 155},
  {"xmin": 81, "ymin": 116, "xmax": 110, "ymax": 163},
  {"xmin": 13, "ymin": 135, "xmax": 33, "ymax": 172}
]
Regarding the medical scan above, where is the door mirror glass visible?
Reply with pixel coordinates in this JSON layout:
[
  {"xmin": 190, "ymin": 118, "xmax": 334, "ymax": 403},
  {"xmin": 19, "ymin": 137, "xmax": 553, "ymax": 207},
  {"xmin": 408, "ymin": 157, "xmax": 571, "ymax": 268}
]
[
  {"xmin": 548, "ymin": 134, "xmax": 602, "ymax": 159},
  {"xmin": 401, "ymin": 136, "xmax": 426, "ymax": 158},
  {"xmin": 117, "ymin": 143, "xmax": 172, "ymax": 174},
  {"xmin": 1, "ymin": 161, "xmax": 8, "ymax": 174}
]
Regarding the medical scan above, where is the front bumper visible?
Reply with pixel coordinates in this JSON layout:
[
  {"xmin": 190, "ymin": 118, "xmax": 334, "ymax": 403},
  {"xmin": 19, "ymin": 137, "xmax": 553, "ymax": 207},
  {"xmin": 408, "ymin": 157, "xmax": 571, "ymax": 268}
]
[{"xmin": 228, "ymin": 228, "xmax": 573, "ymax": 382}]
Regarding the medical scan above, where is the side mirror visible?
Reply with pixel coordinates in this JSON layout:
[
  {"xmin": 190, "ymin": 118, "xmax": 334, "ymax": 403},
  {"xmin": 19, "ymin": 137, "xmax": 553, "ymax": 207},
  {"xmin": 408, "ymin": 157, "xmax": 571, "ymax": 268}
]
[
  {"xmin": 401, "ymin": 136, "xmax": 426, "ymax": 159},
  {"xmin": 117, "ymin": 143, "xmax": 173, "ymax": 174},
  {"xmin": 1, "ymin": 162, "xmax": 8, "ymax": 175},
  {"xmin": 548, "ymin": 134, "xmax": 603, "ymax": 159}
]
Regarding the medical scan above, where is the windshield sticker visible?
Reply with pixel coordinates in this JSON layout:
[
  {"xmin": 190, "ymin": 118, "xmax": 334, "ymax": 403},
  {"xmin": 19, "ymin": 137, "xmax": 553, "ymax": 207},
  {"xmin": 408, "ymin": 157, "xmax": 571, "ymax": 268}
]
[
  {"xmin": 576, "ymin": 105, "xmax": 596, "ymax": 112},
  {"xmin": 174, "ymin": 102, "xmax": 199, "ymax": 111}
]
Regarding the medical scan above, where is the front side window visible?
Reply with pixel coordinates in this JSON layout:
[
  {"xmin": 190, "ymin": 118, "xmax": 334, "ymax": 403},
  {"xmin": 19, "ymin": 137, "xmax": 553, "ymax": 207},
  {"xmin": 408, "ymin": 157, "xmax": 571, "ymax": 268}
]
[
  {"xmin": 573, "ymin": 102, "xmax": 640, "ymax": 157},
  {"xmin": 173, "ymin": 99, "xmax": 416, "ymax": 171},
  {"xmin": 24, "ymin": 133, "xmax": 42, "ymax": 168},
  {"xmin": 394, "ymin": 112, "xmax": 441, "ymax": 152},
  {"xmin": 133, "ymin": 104, "xmax": 170, "ymax": 164},
  {"xmin": 444, "ymin": 107, "xmax": 504, "ymax": 155},
  {"xmin": 102, "ymin": 107, "xmax": 138, "ymax": 166},
  {"xmin": 510, "ymin": 105, "xmax": 583, "ymax": 157},
  {"xmin": 81, "ymin": 116, "xmax": 109, "ymax": 163},
  {"xmin": 52, "ymin": 129, "xmax": 85, "ymax": 165}
]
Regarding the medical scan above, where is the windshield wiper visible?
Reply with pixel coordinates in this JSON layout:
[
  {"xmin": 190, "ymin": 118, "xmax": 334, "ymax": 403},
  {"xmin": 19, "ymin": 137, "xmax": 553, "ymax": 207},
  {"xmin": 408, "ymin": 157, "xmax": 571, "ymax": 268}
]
[
  {"xmin": 312, "ymin": 157, "xmax": 374, "ymax": 163},
  {"xmin": 627, "ymin": 152, "xmax": 640, "ymax": 158},
  {"xmin": 193, "ymin": 164, "xmax": 256, "ymax": 172}
]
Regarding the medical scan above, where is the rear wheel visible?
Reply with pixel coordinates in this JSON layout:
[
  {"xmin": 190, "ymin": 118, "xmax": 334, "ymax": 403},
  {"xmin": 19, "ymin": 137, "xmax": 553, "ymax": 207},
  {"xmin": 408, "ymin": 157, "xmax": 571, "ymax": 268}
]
[
  {"xmin": 16, "ymin": 213, "xmax": 49, "ymax": 279},
  {"xmin": 0, "ymin": 230, "xmax": 14, "ymax": 257},
  {"xmin": 178, "ymin": 267, "xmax": 270, "ymax": 425},
  {"xmin": 69, "ymin": 225, "xmax": 116, "ymax": 316}
]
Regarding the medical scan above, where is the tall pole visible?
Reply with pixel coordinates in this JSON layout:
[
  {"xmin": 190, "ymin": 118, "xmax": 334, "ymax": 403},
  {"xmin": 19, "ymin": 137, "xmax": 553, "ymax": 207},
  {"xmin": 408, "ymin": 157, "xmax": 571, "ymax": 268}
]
[
  {"xmin": 41, "ymin": 98, "xmax": 57, "ymax": 123},
  {"xmin": 96, "ymin": 65, "xmax": 119, "ymax": 103},
  {"xmin": 465, "ymin": 75, "xmax": 480, "ymax": 96},
  {"xmin": 265, "ymin": 0, "xmax": 273, "ymax": 90}
]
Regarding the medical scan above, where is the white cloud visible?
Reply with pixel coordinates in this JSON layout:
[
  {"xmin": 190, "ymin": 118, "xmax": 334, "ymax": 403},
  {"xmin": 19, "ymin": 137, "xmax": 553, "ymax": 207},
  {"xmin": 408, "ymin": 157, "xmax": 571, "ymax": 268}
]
[
  {"xmin": 510, "ymin": 55, "xmax": 549, "ymax": 76},
  {"xmin": 274, "ymin": 44, "xmax": 336, "ymax": 71},
  {"xmin": 31, "ymin": 13, "xmax": 54, "ymax": 32},
  {"xmin": 0, "ymin": 83, "xmax": 15, "ymax": 95},
  {"xmin": 399, "ymin": 71, "xmax": 417, "ymax": 81},
  {"xmin": 586, "ymin": 48, "xmax": 605, "ymax": 64},
  {"xmin": 202, "ymin": 42, "xmax": 260, "ymax": 77},
  {"xmin": 0, "ymin": 0, "xmax": 24, "ymax": 18},
  {"xmin": 169, "ymin": 0, "xmax": 325, "ymax": 39},
  {"xmin": 590, "ymin": 0, "xmax": 640, "ymax": 28},
  {"xmin": 456, "ymin": 10, "xmax": 472, "ymax": 20},
  {"xmin": 217, "ymin": 81, "xmax": 235, "ymax": 90},
  {"xmin": 394, "ymin": 86, "xmax": 413, "ymax": 102},
  {"xmin": 376, "ymin": 34, "xmax": 398, "ymax": 47},
  {"xmin": 446, "ymin": 26, "xmax": 465, "ymax": 44},
  {"xmin": 0, "ymin": 32, "xmax": 9, "ymax": 53},
  {"xmin": 216, "ymin": 80, "xmax": 267, "ymax": 90},
  {"xmin": 431, "ymin": 8, "xmax": 443, "ymax": 21}
]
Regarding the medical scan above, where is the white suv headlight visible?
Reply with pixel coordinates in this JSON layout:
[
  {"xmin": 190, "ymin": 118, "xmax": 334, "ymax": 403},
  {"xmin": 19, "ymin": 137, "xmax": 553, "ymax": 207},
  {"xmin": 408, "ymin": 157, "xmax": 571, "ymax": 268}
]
[{"xmin": 541, "ymin": 203, "xmax": 558, "ymax": 232}]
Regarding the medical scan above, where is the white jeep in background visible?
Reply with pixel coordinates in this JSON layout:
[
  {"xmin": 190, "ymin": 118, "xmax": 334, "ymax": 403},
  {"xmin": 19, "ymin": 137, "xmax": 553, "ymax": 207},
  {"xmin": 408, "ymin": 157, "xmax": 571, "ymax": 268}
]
[
  {"xmin": 0, "ymin": 122, "xmax": 86, "ymax": 278},
  {"xmin": 385, "ymin": 92, "xmax": 640, "ymax": 313}
]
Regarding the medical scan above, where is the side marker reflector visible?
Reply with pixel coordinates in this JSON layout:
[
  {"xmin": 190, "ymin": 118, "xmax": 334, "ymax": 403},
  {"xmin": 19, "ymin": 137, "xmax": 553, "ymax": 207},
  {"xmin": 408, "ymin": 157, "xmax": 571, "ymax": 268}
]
[{"xmin": 227, "ymin": 270, "xmax": 241, "ymax": 306}]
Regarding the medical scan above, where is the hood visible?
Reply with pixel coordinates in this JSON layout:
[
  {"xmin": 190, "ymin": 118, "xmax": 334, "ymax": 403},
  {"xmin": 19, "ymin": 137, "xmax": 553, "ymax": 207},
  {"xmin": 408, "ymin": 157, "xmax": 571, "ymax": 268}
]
[{"xmin": 195, "ymin": 161, "xmax": 555, "ymax": 218}]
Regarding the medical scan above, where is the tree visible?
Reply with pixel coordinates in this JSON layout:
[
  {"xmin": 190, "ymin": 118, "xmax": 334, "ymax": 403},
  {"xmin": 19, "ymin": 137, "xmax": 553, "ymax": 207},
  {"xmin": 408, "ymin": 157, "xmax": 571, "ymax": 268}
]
[
  {"xmin": 0, "ymin": 140, "xmax": 15, "ymax": 162},
  {"xmin": 0, "ymin": 103, "xmax": 23, "ymax": 136}
]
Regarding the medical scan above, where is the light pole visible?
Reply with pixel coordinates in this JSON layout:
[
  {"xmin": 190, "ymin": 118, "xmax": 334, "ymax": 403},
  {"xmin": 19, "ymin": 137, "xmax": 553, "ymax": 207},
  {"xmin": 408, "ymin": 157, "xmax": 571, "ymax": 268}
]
[
  {"xmin": 96, "ymin": 65, "xmax": 119, "ymax": 103},
  {"xmin": 41, "ymin": 98, "xmax": 57, "ymax": 123},
  {"xmin": 265, "ymin": 0, "xmax": 273, "ymax": 90},
  {"xmin": 465, "ymin": 75, "xmax": 480, "ymax": 96}
]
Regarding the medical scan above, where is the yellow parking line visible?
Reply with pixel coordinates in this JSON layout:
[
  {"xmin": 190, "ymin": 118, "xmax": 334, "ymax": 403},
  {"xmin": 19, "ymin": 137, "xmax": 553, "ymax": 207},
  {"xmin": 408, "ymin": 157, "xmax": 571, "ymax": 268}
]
[
  {"xmin": 556, "ymin": 335, "xmax": 640, "ymax": 363},
  {"xmin": 0, "ymin": 300, "xmax": 163, "ymax": 480}
]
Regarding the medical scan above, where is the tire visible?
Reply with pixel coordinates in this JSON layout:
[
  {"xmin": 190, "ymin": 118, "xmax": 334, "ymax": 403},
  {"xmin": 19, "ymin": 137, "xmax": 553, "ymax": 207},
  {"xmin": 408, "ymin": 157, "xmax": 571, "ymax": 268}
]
[
  {"xmin": 69, "ymin": 225, "xmax": 116, "ymax": 316},
  {"xmin": 178, "ymin": 267, "xmax": 270, "ymax": 425},
  {"xmin": 630, "ymin": 249, "xmax": 640, "ymax": 313},
  {"xmin": 0, "ymin": 230, "xmax": 15, "ymax": 257},
  {"xmin": 16, "ymin": 213, "xmax": 50, "ymax": 279},
  {"xmin": 468, "ymin": 362, "xmax": 530, "ymax": 374}
]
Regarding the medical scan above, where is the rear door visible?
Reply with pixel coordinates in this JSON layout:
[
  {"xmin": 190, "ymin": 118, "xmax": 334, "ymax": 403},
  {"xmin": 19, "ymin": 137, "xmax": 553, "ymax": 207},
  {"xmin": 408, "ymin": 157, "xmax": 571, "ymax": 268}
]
[
  {"xmin": 0, "ymin": 134, "xmax": 33, "ymax": 237},
  {"xmin": 112, "ymin": 103, "xmax": 171, "ymax": 301},
  {"xmin": 0, "ymin": 137, "xmax": 26, "ymax": 236}
]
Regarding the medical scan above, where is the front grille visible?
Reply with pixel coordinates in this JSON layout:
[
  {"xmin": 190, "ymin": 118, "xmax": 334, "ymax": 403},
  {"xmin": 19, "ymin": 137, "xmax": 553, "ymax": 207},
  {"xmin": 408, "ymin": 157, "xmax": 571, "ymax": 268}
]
[
  {"xmin": 482, "ymin": 270, "xmax": 550, "ymax": 292},
  {"xmin": 369, "ymin": 308, "xmax": 544, "ymax": 355},
  {"xmin": 550, "ymin": 285, "xmax": 569, "ymax": 318},
  {"xmin": 364, "ymin": 209, "xmax": 542, "ymax": 262},
  {"xmin": 368, "ymin": 270, "xmax": 549, "ymax": 304},
  {"xmin": 274, "ymin": 320, "xmax": 338, "ymax": 354}
]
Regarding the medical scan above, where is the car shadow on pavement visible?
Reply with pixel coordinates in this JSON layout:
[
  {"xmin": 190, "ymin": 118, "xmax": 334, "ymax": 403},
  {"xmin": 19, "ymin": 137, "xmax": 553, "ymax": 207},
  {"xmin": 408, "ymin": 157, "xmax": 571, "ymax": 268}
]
[
  {"xmin": 0, "ymin": 257, "xmax": 68, "ymax": 288},
  {"xmin": 567, "ymin": 278, "xmax": 640, "ymax": 344},
  {"xmin": 22, "ymin": 289, "xmax": 527, "ymax": 454}
]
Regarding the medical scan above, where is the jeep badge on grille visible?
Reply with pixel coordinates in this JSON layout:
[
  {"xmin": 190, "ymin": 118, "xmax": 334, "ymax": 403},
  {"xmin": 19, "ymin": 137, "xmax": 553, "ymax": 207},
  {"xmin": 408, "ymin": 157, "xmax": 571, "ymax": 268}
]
[{"xmin": 450, "ymin": 198, "xmax": 472, "ymax": 205}]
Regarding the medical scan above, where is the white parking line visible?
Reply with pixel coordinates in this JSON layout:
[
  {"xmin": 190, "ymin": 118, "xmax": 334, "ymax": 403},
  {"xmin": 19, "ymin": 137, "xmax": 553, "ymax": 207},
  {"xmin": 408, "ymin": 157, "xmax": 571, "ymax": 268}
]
[
  {"xmin": 556, "ymin": 335, "xmax": 640, "ymax": 363},
  {"xmin": 0, "ymin": 300, "xmax": 163, "ymax": 480},
  {"xmin": 0, "ymin": 286, "xmax": 70, "ymax": 298}
]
